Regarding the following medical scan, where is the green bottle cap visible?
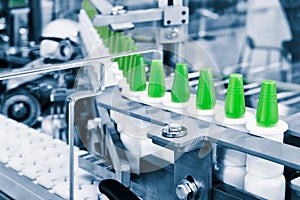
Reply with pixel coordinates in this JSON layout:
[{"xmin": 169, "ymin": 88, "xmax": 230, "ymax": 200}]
[
  {"xmin": 117, "ymin": 36, "xmax": 131, "ymax": 70},
  {"xmin": 196, "ymin": 68, "xmax": 216, "ymax": 110},
  {"xmin": 171, "ymin": 63, "xmax": 190, "ymax": 103},
  {"xmin": 122, "ymin": 55, "xmax": 129, "ymax": 77},
  {"xmin": 116, "ymin": 33, "xmax": 124, "ymax": 54},
  {"xmin": 110, "ymin": 32, "xmax": 123, "ymax": 54},
  {"xmin": 126, "ymin": 55, "xmax": 136, "ymax": 83},
  {"xmin": 225, "ymin": 74, "xmax": 245, "ymax": 118},
  {"xmin": 103, "ymin": 28, "xmax": 111, "ymax": 47},
  {"xmin": 122, "ymin": 40, "xmax": 134, "ymax": 77},
  {"xmin": 82, "ymin": 0, "xmax": 98, "ymax": 19},
  {"xmin": 126, "ymin": 46, "xmax": 138, "ymax": 83},
  {"xmin": 256, "ymin": 80, "xmax": 279, "ymax": 127},
  {"xmin": 148, "ymin": 60, "xmax": 166, "ymax": 98},
  {"xmin": 95, "ymin": 26, "xmax": 102, "ymax": 37},
  {"xmin": 112, "ymin": 35, "xmax": 121, "ymax": 62},
  {"xmin": 130, "ymin": 55, "xmax": 146, "ymax": 91},
  {"xmin": 109, "ymin": 32, "xmax": 117, "ymax": 54}
]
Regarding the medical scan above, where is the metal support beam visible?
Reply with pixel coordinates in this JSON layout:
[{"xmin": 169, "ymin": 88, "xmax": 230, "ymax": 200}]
[
  {"xmin": 93, "ymin": 9, "xmax": 163, "ymax": 27},
  {"xmin": 89, "ymin": 0, "xmax": 113, "ymax": 15}
]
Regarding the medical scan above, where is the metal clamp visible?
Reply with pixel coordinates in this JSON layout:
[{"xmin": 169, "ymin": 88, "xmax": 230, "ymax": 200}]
[
  {"xmin": 162, "ymin": 123, "xmax": 187, "ymax": 138},
  {"xmin": 110, "ymin": 6, "xmax": 134, "ymax": 31}
]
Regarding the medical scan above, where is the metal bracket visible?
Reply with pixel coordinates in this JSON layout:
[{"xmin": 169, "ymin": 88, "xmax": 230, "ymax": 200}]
[
  {"xmin": 163, "ymin": 6, "xmax": 189, "ymax": 26},
  {"xmin": 109, "ymin": 22, "xmax": 135, "ymax": 32},
  {"xmin": 98, "ymin": 107, "xmax": 131, "ymax": 187},
  {"xmin": 92, "ymin": 8, "xmax": 163, "ymax": 27}
]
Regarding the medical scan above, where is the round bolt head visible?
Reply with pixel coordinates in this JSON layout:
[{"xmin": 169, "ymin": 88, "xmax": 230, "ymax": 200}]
[
  {"xmin": 169, "ymin": 123, "xmax": 181, "ymax": 132},
  {"xmin": 166, "ymin": 30, "xmax": 179, "ymax": 39},
  {"xmin": 161, "ymin": 124, "xmax": 187, "ymax": 138}
]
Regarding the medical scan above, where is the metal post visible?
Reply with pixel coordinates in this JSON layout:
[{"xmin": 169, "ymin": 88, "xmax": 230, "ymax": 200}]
[
  {"xmin": 67, "ymin": 90, "xmax": 104, "ymax": 199},
  {"xmin": 28, "ymin": 0, "xmax": 42, "ymax": 43}
]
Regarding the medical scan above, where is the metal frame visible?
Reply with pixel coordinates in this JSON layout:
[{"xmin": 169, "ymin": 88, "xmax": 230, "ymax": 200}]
[
  {"xmin": 96, "ymin": 86, "xmax": 300, "ymax": 171},
  {"xmin": 92, "ymin": 86, "xmax": 300, "ymax": 199}
]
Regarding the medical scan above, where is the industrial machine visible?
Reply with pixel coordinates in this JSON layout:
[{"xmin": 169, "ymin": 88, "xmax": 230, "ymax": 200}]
[{"xmin": 0, "ymin": 0, "xmax": 300, "ymax": 200}]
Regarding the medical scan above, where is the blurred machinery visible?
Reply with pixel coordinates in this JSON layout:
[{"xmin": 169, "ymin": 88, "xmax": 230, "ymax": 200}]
[
  {"xmin": 0, "ymin": 0, "xmax": 85, "ymax": 129},
  {"xmin": 0, "ymin": 0, "xmax": 300, "ymax": 200}
]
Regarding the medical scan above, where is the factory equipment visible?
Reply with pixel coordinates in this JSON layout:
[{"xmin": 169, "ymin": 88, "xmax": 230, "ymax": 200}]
[
  {"xmin": 0, "ymin": 1, "xmax": 84, "ymax": 127},
  {"xmin": 0, "ymin": 0, "xmax": 300, "ymax": 200}
]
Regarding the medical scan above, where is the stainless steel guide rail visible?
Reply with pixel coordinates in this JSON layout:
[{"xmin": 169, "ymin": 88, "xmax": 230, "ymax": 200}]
[
  {"xmin": 0, "ymin": 49, "xmax": 159, "ymax": 80},
  {"xmin": 0, "ymin": 165, "xmax": 62, "ymax": 200},
  {"xmin": 95, "ymin": 86, "xmax": 300, "ymax": 171},
  {"xmin": 91, "ymin": 85, "xmax": 300, "ymax": 199}
]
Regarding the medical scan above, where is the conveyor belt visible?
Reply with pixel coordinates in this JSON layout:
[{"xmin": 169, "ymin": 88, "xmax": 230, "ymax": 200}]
[
  {"xmin": 0, "ymin": 114, "xmax": 103, "ymax": 199},
  {"xmin": 95, "ymin": 86, "xmax": 300, "ymax": 171}
]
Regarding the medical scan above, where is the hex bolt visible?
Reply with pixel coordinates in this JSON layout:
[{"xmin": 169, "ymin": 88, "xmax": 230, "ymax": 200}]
[
  {"xmin": 176, "ymin": 182, "xmax": 192, "ymax": 200},
  {"xmin": 176, "ymin": 178, "xmax": 201, "ymax": 200}
]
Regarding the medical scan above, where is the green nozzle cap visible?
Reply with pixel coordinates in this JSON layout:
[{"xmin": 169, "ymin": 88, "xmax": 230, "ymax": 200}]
[
  {"xmin": 117, "ymin": 36, "xmax": 131, "ymax": 70},
  {"xmin": 171, "ymin": 63, "xmax": 190, "ymax": 103},
  {"xmin": 122, "ymin": 40, "xmax": 134, "ymax": 77},
  {"xmin": 109, "ymin": 33, "xmax": 117, "ymax": 54},
  {"xmin": 103, "ymin": 28, "xmax": 112, "ymax": 47},
  {"xmin": 126, "ymin": 54, "xmax": 136, "ymax": 83},
  {"xmin": 110, "ymin": 32, "xmax": 123, "ymax": 54},
  {"xmin": 130, "ymin": 55, "xmax": 146, "ymax": 91},
  {"xmin": 148, "ymin": 60, "xmax": 166, "ymax": 98},
  {"xmin": 122, "ymin": 55, "xmax": 129, "ymax": 77},
  {"xmin": 196, "ymin": 68, "xmax": 216, "ymax": 110},
  {"xmin": 112, "ymin": 34, "xmax": 125, "ymax": 62},
  {"xmin": 225, "ymin": 74, "xmax": 245, "ymax": 118},
  {"xmin": 82, "ymin": 0, "xmax": 98, "ymax": 19},
  {"xmin": 256, "ymin": 80, "xmax": 278, "ymax": 127},
  {"xmin": 126, "ymin": 46, "xmax": 138, "ymax": 83},
  {"xmin": 116, "ymin": 33, "xmax": 124, "ymax": 53},
  {"xmin": 97, "ymin": 26, "xmax": 109, "ymax": 41}
]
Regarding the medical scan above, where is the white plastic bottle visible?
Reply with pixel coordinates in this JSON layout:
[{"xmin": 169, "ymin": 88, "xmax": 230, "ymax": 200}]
[
  {"xmin": 214, "ymin": 74, "xmax": 253, "ymax": 189},
  {"xmin": 244, "ymin": 80, "xmax": 288, "ymax": 200}
]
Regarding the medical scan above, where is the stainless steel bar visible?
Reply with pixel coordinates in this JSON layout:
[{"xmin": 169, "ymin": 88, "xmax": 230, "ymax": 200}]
[
  {"xmin": 0, "ymin": 49, "xmax": 159, "ymax": 80},
  {"xmin": 67, "ymin": 90, "xmax": 104, "ymax": 200},
  {"xmin": 248, "ymin": 77, "xmax": 300, "ymax": 92},
  {"xmin": 92, "ymin": 9, "xmax": 163, "ymax": 27},
  {"xmin": 95, "ymin": 86, "xmax": 300, "ymax": 171},
  {"xmin": 206, "ymin": 125, "xmax": 300, "ymax": 171},
  {"xmin": 281, "ymin": 96, "xmax": 300, "ymax": 106},
  {"xmin": 68, "ymin": 97, "xmax": 75, "ymax": 200},
  {"xmin": 277, "ymin": 91, "xmax": 300, "ymax": 100}
]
